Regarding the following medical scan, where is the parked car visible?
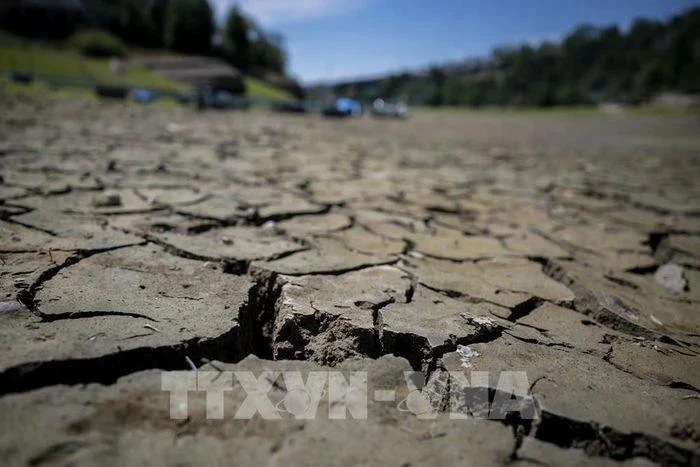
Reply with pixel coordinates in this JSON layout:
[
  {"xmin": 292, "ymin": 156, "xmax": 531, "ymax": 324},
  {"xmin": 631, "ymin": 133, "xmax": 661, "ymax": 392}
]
[
  {"xmin": 274, "ymin": 100, "xmax": 307, "ymax": 114},
  {"xmin": 197, "ymin": 87, "xmax": 250, "ymax": 110},
  {"xmin": 371, "ymin": 98, "xmax": 408, "ymax": 118}
]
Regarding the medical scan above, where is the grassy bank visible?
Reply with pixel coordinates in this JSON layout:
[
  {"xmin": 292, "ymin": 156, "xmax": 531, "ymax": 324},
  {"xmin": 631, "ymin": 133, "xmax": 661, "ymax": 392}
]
[
  {"xmin": 0, "ymin": 40, "xmax": 294, "ymax": 101},
  {"xmin": 0, "ymin": 43, "xmax": 191, "ymax": 92},
  {"xmin": 411, "ymin": 104, "xmax": 700, "ymax": 117},
  {"xmin": 244, "ymin": 76, "xmax": 294, "ymax": 101}
]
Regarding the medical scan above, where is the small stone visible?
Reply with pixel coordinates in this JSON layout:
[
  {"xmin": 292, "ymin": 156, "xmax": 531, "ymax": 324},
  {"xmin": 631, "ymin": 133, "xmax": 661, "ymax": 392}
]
[
  {"xmin": 456, "ymin": 345, "xmax": 480, "ymax": 368},
  {"xmin": 654, "ymin": 263, "xmax": 687, "ymax": 293},
  {"xmin": 0, "ymin": 300, "xmax": 25, "ymax": 312},
  {"xmin": 91, "ymin": 191, "xmax": 122, "ymax": 208}
]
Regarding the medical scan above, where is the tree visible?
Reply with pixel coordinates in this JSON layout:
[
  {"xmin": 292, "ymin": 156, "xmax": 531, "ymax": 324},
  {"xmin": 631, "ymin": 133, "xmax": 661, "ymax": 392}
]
[
  {"xmin": 163, "ymin": 0, "xmax": 213, "ymax": 54},
  {"xmin": 443, "ymin": 76, "xmax": 469, "ymax": 105},
  {"xmin": 150, "ymin": 0, "xmax": 171, "ymax": 47},
  {"xmin": 249, "ymin": 31, "xmax": 287, "ymax": 74},
  {"xmin": 122, "ymin": 0, "xmax": 159, "ymax": 47},
  {"xmin": 427, "ymin": 67, "xmax": 446, "ymax": 106},
  {"xmin": 84, "ymin": 0, "xmax": 160, "ymax": 47},
  {"xmin": 219, "ymin": 7, "xmax": 288, "ymax": 74},
  {"xmin": 222, "ymin": 6, "xmax": 251, "ymax": 69}
]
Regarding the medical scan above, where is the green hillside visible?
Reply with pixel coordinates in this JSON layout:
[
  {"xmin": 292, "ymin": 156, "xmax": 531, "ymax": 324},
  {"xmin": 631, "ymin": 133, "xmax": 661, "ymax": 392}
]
[{"xmin": 0, "ymin": 41, "xmax": 294, "ymax": 102}]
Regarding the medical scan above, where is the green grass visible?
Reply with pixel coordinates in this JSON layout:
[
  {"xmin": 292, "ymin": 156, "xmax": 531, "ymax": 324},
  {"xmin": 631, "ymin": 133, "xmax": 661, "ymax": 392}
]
[
  {"xmin": 0, "ymin": 76, "xmax": 95, "ymax": 99},
  {"xmin": 616, "ymin": 104, "xmax": 700, "ymax": 116},
  {"xmin": 244, "ymin": 76, "xmax": 294, "ymax": 101},
  {"xmin": 1, "ymin": 40, "xmax": 295, "ymax": 103},
  {"xmin": 0, "ymin": 43, "xmax": 192, "ymax": 92}
]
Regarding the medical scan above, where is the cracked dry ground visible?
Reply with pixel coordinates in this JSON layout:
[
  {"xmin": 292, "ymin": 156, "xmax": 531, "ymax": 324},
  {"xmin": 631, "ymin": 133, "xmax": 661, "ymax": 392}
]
[{"xmin": 1, "ymin": 96, "xmax": 700, "ymax": 466}]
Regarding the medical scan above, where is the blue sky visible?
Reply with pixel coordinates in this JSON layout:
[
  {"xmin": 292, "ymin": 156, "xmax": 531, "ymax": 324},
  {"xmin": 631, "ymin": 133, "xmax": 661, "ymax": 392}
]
[{"xmin": 211, "ymin": 0, "xmax": 699, "ymax": 83}]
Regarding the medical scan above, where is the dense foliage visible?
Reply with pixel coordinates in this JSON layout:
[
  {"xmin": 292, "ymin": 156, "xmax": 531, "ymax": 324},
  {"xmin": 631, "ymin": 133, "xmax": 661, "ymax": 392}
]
[
  {"xmin": 321, "ymin": 8, "xmax": 700, "ymax": 107},
  {"xmin": 215, "ymin": 6, "xmax": 286, "ymax": 75},
  {"xmin": 1, "ymin": 0, "xmax": 288, "ymax": 76},
  {"xmin": 162, "ymin": 0, "xmax": 214, "ymax": 54}
]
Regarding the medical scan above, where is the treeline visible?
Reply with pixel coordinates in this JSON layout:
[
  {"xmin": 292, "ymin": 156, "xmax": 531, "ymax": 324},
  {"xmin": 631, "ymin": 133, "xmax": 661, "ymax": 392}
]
[
  {"xmin": 322, "ymin": 7, "xmax": 700, "ymax": 107},
  {"xmin": 1, "ymin": 0, "xmax": 287, "ymax": 75}
]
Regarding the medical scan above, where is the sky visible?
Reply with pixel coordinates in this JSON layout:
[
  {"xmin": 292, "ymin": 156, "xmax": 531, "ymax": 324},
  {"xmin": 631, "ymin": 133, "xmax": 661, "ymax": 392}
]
[{"xmin": 211, "ymin": 0, "xmax": 700, "ymax": 84}]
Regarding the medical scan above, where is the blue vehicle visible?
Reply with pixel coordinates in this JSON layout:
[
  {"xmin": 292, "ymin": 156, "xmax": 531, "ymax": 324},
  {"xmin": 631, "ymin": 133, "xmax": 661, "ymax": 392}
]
[
  {"xmin": 130, "ymin": 88, "xmax": 158, "ymax": 103},
  {"xmin": 323, "ymin": 97, "xmax": 362, "ymax": 117}
]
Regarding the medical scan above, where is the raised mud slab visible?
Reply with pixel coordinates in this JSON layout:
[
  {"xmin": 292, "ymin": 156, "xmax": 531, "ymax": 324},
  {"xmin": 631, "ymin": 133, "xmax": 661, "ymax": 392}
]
[{"xmin": 1, "ymin": 96, "xmax": 699, "ymax": 466}]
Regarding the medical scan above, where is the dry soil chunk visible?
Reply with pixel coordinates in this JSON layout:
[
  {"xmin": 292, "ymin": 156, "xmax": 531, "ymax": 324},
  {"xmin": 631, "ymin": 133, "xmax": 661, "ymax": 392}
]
[{"xmin": 406, "ymin": 256, "xmax": 575, "ymax": 308}]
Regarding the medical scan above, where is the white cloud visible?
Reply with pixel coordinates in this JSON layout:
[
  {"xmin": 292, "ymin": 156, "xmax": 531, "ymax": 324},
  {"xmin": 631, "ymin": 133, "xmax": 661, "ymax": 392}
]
[{"xmin": 211, "ymin": 0, "xmax": 369, "ymax": 26}]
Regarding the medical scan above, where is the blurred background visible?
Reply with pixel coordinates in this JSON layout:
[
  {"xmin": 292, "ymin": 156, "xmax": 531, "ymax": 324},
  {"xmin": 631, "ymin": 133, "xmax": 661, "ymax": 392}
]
[{"xmin": 0, "ymin": 0, "xmax": 698, "ymax": 111}]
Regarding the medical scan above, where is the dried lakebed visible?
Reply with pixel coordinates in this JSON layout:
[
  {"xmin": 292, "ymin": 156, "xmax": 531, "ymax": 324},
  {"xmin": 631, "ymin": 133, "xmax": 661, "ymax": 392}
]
[{"xmin": 1, "ymin": 96, "xmax": 700, "ymax": 466}]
